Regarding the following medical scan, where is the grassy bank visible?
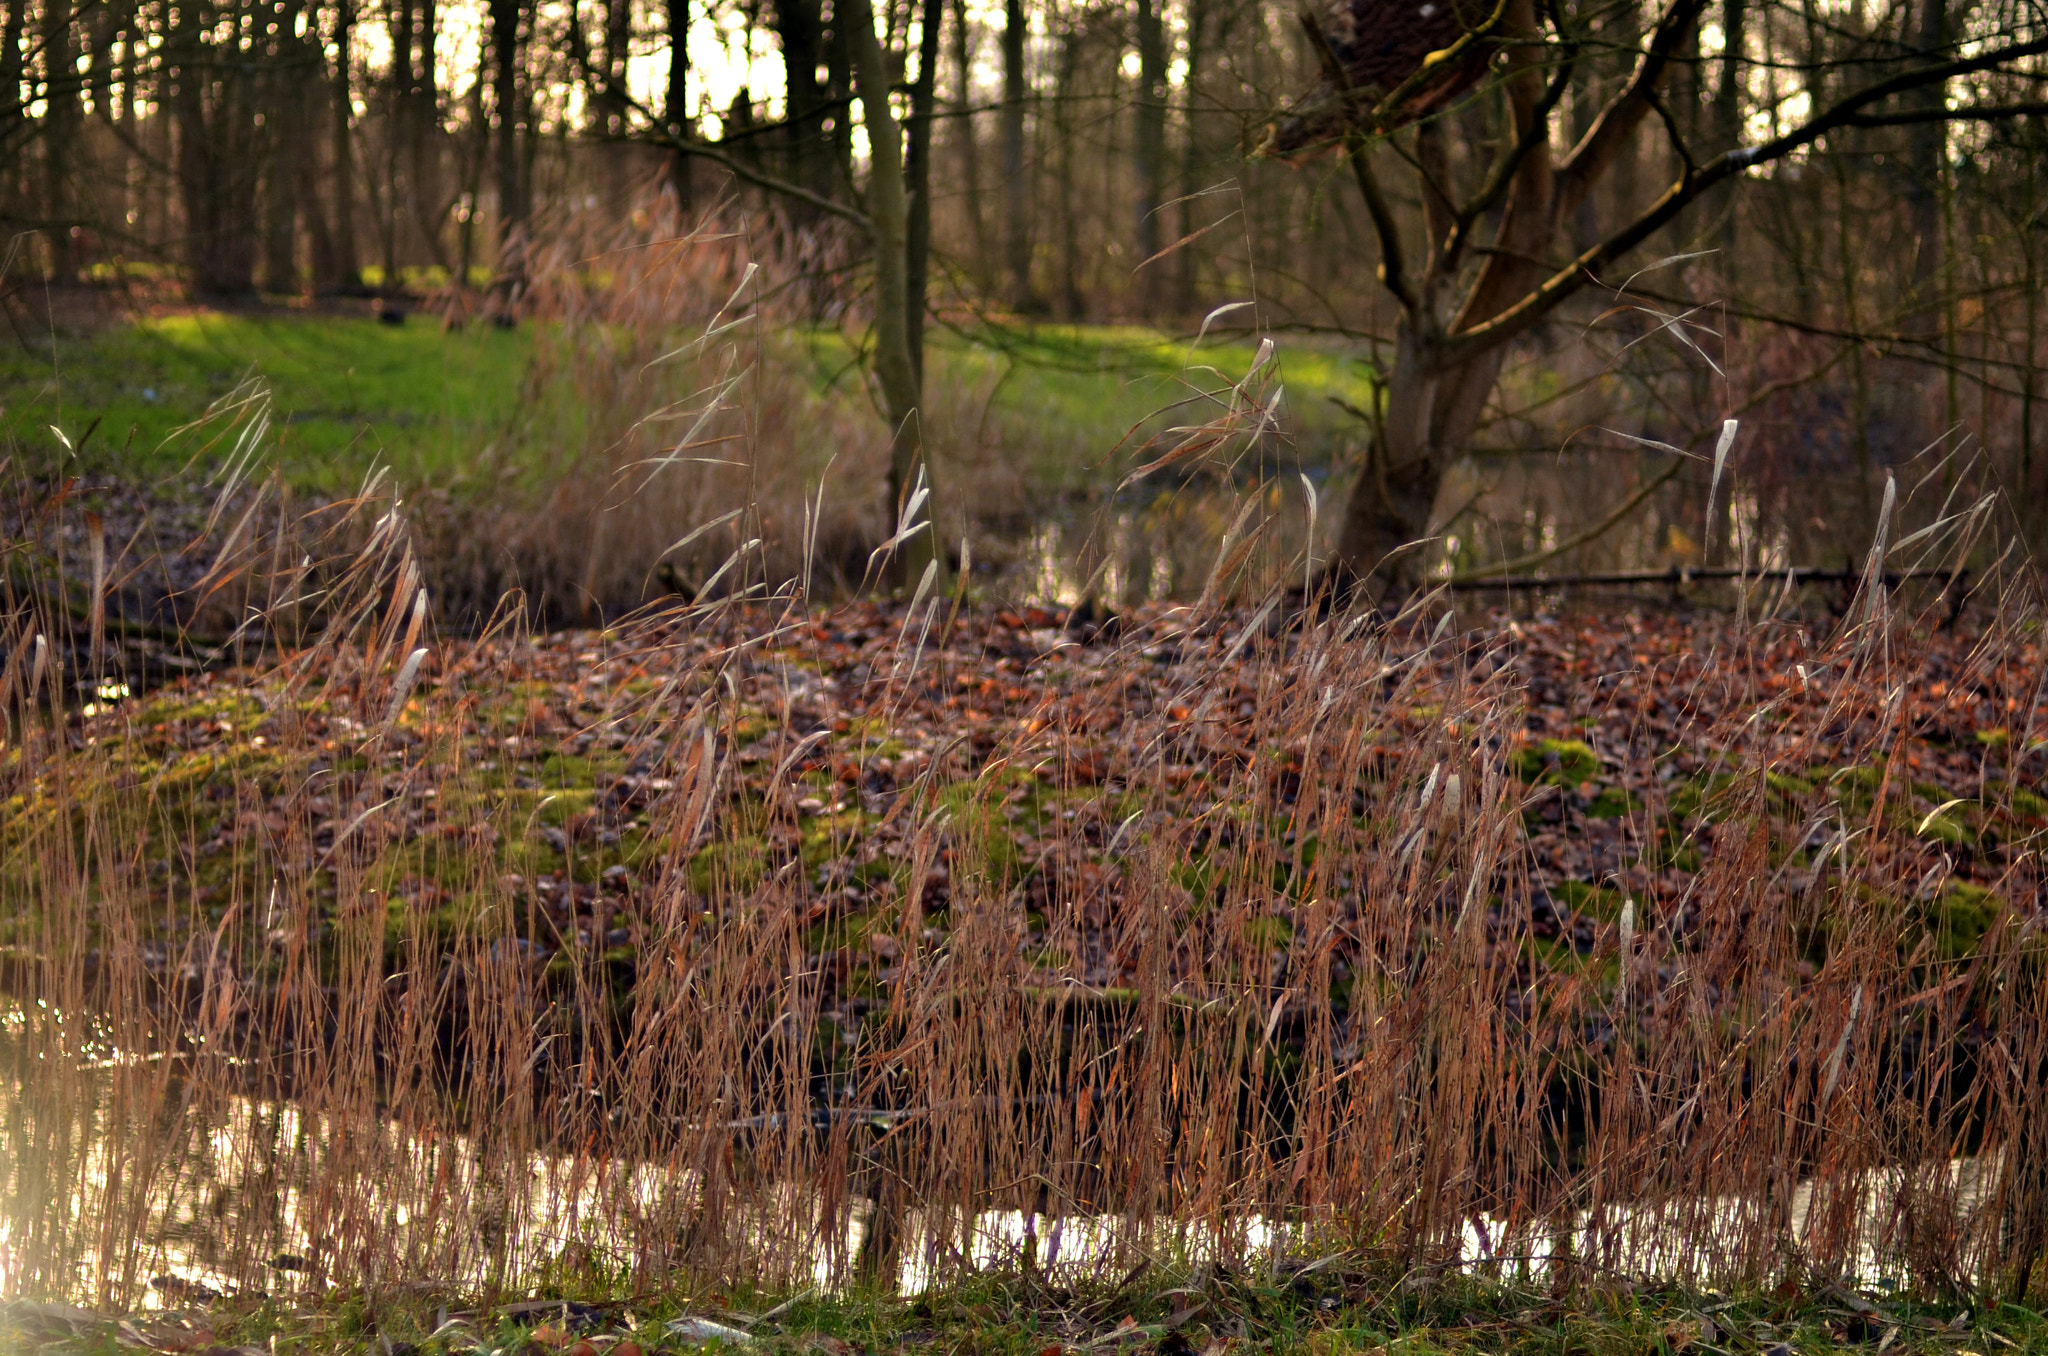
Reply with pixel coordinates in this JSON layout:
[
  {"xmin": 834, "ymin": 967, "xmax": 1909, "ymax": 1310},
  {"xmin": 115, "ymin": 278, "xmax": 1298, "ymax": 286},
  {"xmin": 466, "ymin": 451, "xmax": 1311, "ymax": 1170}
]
[
  {"xmin": 5, "ymin": 1269, "xmax": 2044, "ymax": 1356},
  {"xmin": 3, "ymin": 311, "xmax": 1373, "ymax": 495}
]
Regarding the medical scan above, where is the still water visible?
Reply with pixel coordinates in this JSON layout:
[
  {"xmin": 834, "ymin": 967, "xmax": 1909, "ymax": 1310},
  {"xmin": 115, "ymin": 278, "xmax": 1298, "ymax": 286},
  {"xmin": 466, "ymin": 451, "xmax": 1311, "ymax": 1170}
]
[{"xmin": 0, "ymin": 1002, "xmax": 1991, "ymax": 1309}]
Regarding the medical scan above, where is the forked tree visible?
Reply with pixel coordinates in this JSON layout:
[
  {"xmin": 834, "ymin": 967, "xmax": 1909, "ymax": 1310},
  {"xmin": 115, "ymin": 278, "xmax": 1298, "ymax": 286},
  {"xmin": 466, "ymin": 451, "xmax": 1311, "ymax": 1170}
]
[{"xmin": 1265, "ymin": 0, "xmax": 2048, "ymax": 589}]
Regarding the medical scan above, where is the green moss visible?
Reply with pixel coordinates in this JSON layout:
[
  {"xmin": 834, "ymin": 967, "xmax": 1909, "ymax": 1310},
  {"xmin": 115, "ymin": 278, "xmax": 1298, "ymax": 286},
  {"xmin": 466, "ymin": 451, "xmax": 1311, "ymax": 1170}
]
[
  {"xmin": 1585, "ymin": 785, "xmax": 1636, "ymax": 819},
  {"xmin": 2008, "ymin": 786, "xmax": 2048, "ymax": 819},
  {"xmin": 1244, "ymin": 915, "xmax": 1293, "ymax": 951},
  {"xmin": 1552, "ymin": 879, "xmax": 1628, "ymax": 921},
  {"xmin": 691, "ymin": 836, "xmax": 769, "ymax": 894},
  {"xmin": 1512, "ymin": 738, "xmax": 1602, "ymax": 786},
  {"xmin": 1923, "ymin": 882, "xmax": 2002, "ymax": 961}
]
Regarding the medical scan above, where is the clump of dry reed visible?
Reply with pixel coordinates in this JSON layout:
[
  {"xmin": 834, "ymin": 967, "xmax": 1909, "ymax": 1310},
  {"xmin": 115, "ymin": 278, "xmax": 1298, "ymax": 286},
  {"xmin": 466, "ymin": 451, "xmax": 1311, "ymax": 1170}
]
[
  {"xmin": 410, "ymin": 195, "xmax": 895, "ymax": 622},
  {"xmin": 2, "ymin": 297, "xmax": 2045, "ymax": 1317}
]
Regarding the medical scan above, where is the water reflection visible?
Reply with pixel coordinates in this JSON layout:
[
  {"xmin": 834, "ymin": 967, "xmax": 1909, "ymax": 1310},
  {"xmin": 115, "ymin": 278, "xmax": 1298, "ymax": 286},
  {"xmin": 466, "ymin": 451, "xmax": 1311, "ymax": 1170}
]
[{"xmin": 1, "ymin": 996, "xmax": 1997, "ymax": 1309}]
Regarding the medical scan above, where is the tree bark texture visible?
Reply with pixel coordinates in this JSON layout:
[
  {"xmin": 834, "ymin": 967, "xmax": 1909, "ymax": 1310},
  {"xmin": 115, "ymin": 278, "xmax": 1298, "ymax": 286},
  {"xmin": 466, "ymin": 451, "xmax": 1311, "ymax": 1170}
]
[
  {"xmin": 1000, "ymin": 0, "xmax": 1036, "ymax": 310},
  {"xmin": 843, "ymin": 0, "xmax": 938, "ymax": 579},
  {"xmin": 1328, "ymin": 0, "xmax": 1709, "ymax": 589},
  {"xmin": 1131, "ymin": 0, "xmax": 1168, "ymax": 293},
  {"xmin": 489, "ymin": 0, "xmax": 527, "ymax": 270},
  {"xmin": 666, "ymin": 0, "xmax": 693, "ymax": 208}
]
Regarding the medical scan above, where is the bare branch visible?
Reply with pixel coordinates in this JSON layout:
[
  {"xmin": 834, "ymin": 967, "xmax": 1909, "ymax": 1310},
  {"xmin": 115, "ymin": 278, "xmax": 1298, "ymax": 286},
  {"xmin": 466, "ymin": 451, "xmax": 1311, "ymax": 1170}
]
[
  {"xmin": 567, "ymin": 46, "xmax": 873, "ymax": 229},
  {"xmin": 1348, "ymin": 140, "xmax": 1419, "ymax": 314},
  {"xmin": 1443, "ymin": 29, "xmax": 2048, "ymax": 366},
  {"xmin": 1555, "ymin": 0, "xmax": 1711, "ymax": 219}
]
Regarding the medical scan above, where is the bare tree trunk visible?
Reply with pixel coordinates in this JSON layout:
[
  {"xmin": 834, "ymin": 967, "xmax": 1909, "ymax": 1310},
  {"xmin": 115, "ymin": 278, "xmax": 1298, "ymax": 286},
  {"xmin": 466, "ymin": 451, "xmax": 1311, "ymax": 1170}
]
[
  {"xmin": 410, "ymin": 0, "xmax": 446, "ymax": 266},
  {"xmin": 599, "ymin": 0, "xmax": 629, "ymax": 209},
  {"xmin": 489, "ymin": 0, "xmax": 528, "ymax": 279},
  {"xmin": 1904, "ymin": 0, "xmax": 1948, "ymax": 339},
  {"xmin": 0, "ymin": 0, "xmax": 25, "ymax": 187},
  {"xmin": 175, "ymin": 0, "xmax": 260, "ymax": 294},
  {"xmin": 1054, "ymin": 25, "xmax": 1082, "ymax": 318},
  {"xmin": 844, "ymin": 0, "xmax": 941, "ymax": 584},
  {"xmin": 262, "ymin": 0, "xmax": 306, "ymax": 293},
  {"xmin": 905, "ymin": 0, "xmax": 944, "ymax": 386},
  {"xmin": 1331, "ymin": 0, "xmax": 1564, "ymax": 587},
  {"xmin": 1174, "ymin": 0, "xmax": 1220, "ymax": 314},
  {"xmin": 328, "ymin": 0, "xmax": 362, "ymax": 292},
  {"xmin": 1131, "ymin": 0, "xmax": 1167, "ymax": 306},
  {"xmin": 40, "ymin": 0, "xmax": 78, "ymax": 282},
  {"xmin": 666, "ymin": 0, "xmax": 692, "ymax": 209},
  {"xmin": 1000, "ymin": 0, "xmax": 1037, "ymax": 310},
  {"xmin": 384, "ymin": 0, "xmax": 414, "ymax": 282},
  {"xmin": 771, "ymin": 0, "xmax": 833, "ymax": 209},
  {"xmin": 949, "ymin": 0, "xmax": 985, "ymax": 283},
  {"xmin": 1711, "ymin": 0, "xmax": 1745, "ymax": 271}
]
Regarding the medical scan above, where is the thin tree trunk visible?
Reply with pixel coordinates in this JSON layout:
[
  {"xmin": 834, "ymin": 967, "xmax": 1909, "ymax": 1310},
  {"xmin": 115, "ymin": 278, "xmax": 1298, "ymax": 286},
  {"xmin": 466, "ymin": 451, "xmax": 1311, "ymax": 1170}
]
[
  {"xmin": 41, "ymin": 0, "xmax": 78, "ymax": 282},
  {"xmin": 263, "ymin": 0, "xmax": 306, "ymax": 293},
  {"xmin": 386, "ymin": 0, "xmax": 414, "ymax": 281},
  {"xmin": 949, "ymin": 0, "xmax": 985, "ymax": 282},
  {"xmin": 0, "ymin": 0, "xmax": 26, "ymax": 185},
  {"xmin": 1054, "ymin": 26, "xmax": 1081, "ymax": 318},
  {"xmin": 905, "ymin": 0, "xmax": 944, "ymax": 387},
  {"xmin": 330, "ymin": 0, "xmax": 361, "ymax": 290},
  {"xmin": 1131, "ymin": 0, "xmax": 1167, "ymax": 306},
  {"xmin": 176, "ymin": 0, "xmax": 259, "ymax": 294},
  {"xmin": 772, "ymin": 0, "xmax": 832, "ymax": 208},
  {"xmin": 1904, "ymin": 0, "xmax": 1948, "ymax": 336},
  {"xmin": 410, "ymin": 0, "xmax": 446, "ymax": 265},
  {"xmin": 600, "ymin": 0, "xmax": 630, "ymax": 208},
  {"xmin": 1712, "ymin": 0, "xmax": 1745, "ymax": 274},
  {"xmin": 1000, "ymin": 0, "xmax": 1036, "ymax": 310},
  {"xmin": 666, "ymin": 0, "xmax": 692, "ymax": 208},
  {"xmin": 1174, "ymin": 0, "xmax": 1214, "ymax": 314},
  {"xmin": 843, "ymin": 0, "xmax": 940, "ymax": 584},
  {"xmin": 489, "ymin": 0, "xmax": 527, "ymax": 280},
  {"xmin": 456, "ymin": 72, "xmax": 486, "ymax": 288}
]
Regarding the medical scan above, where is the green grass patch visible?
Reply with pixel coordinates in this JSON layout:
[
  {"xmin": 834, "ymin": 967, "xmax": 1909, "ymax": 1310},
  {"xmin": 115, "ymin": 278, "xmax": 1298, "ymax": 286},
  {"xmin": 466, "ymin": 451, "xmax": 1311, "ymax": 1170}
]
[
  {"xmin": 9, "ymin": 314, "xmax": 1377, "ymax": 498},
  {"xmin": 9, "ymin": 312, "xmax": 532, "ymax": 489},
  {"xmin": 10, "ymin": 1269, "xmax": 2037, "ymax": 1356}
]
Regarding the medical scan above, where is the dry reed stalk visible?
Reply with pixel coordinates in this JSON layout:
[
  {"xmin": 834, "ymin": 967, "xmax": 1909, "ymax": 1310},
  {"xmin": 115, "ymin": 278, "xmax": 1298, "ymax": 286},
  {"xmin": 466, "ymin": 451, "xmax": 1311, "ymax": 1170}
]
[{"xmin": 2, "ymin": 274, "xmax": 2045, "ymax": 1313}]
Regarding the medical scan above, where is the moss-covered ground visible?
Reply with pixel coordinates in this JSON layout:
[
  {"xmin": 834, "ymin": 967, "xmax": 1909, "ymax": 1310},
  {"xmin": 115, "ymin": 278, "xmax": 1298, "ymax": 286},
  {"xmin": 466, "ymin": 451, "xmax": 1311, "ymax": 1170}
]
[{"xmin": 5, "ymin": 1268, "xmax": 2043, "ymax": 1356}]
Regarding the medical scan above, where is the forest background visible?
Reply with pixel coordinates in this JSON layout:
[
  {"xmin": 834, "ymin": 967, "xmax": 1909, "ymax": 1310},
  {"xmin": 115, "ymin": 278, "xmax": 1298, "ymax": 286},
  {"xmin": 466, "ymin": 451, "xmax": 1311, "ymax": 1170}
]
[{"xmin": 5, "ymin": 0, "xmax": 2048, "ymax": 612}]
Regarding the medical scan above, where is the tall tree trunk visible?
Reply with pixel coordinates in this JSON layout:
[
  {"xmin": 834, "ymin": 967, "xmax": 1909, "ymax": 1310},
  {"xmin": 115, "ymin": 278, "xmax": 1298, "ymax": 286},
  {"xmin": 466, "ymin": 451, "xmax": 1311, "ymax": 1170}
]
[
  {"xmin": 387, "ymin": 0, "xmax": 415, "ymax": 280},
  {"xmin": 1174, "ymin": 0, "xmax": 1217, "ymax": 314},
  {"xmin": 175, "ymin": 0, "xmax": 259, "ymax": 294},
  {"xmin": 489, "ymin": 0, "xmax": 528, "ymax": 276},
  {"xmin": 772, "ymin": 0, "xmax": 833, "ymax": 207},
  {"xmin": 410, "ymin": 0, "xmax": 444, "ymax": 264},
  {"xmin": 1000, "ymin": 0, "xmax": 1036, "ymax": 310},
  {"xmin": 1904, "ymin": 0, "xmax": 1948, "ymax": 338},
  {"xmin": 328, "ymin": 0, "xmax": 361, "ymax": 291},
  {"xmin": 949, "ymin": 0, "xmax": 985, "ymax": 283},
  {"xmin": 0, "ymin": 0, "xmax": 26, "ymax": 187},
  {"xmin": 1054, "ymin": 25, "xmax": 1082, "ymax": 318},
  {"xmin": 1131, "ymin": 0, "xmax": 1167, "ymax": 306},
  {"xmin": 1711, "ymin": 0, "xmax": 1746, "ymax": 272},
  {"xmin": 905, "ymin": 0, "xmax": 944, "ymax": 386},
  {"xmin": 40, "ymin": 0, "xmax": 78, "ymax": 282},
  {"xmin": 666, "ymin": 0, "xmax": 692, "ymax": 208},
  {"xmin": 599, "ymin": 0, "xmax": 630, "ymax": 208},
  {"xmin": 843, "ymin": 0, "xmax": 940, "ymax": 583},
  {"xmin": 263, "ymin": 0, "xmax": 306, "ymax": 293}
]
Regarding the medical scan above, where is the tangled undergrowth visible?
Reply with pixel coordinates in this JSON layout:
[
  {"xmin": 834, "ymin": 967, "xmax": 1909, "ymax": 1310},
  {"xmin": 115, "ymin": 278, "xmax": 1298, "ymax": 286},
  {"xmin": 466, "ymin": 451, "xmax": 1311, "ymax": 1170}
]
[
  {"xmin": 5, "ymin": 538, "xmax": 2047, "ymax": 1309},
  {"xmin": 9, "ymin": 600, "xmax": 2043, "ymax": 1015}
]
